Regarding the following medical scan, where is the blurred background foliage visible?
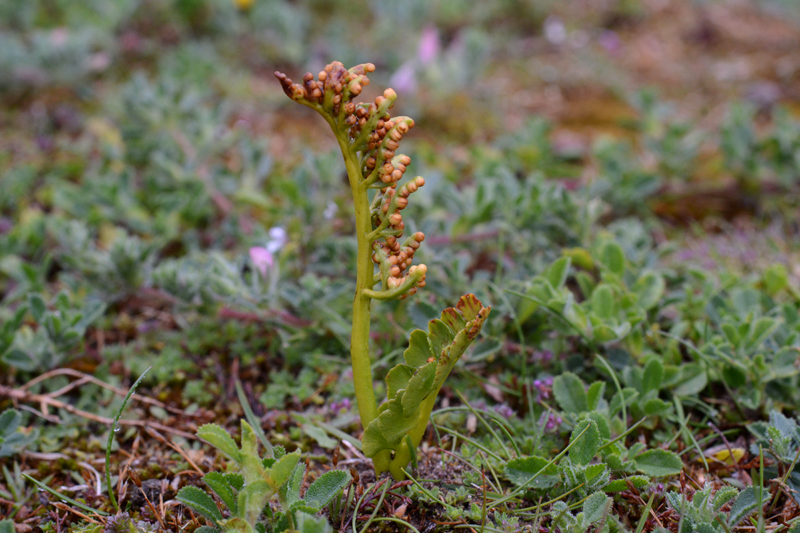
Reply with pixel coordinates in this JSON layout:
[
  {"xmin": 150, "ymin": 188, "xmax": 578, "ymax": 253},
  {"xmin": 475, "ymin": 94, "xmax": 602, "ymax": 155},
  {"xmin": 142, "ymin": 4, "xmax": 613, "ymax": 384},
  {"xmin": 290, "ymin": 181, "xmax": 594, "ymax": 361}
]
[{"xmin": 1, "ymin": 0, "xmax": 800, "ymax": 509}]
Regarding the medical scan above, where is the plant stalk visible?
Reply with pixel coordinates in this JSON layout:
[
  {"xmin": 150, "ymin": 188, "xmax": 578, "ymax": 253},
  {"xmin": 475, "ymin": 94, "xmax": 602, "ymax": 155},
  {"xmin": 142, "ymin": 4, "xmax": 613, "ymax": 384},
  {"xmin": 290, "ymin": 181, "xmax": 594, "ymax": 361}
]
[
  {"xmin": 389, "ymin": 390, "xmax": 438, "ymax": 479},
  {"xmin": 338, "ymin": 136, "xmax": 392, "ymax": 475}
]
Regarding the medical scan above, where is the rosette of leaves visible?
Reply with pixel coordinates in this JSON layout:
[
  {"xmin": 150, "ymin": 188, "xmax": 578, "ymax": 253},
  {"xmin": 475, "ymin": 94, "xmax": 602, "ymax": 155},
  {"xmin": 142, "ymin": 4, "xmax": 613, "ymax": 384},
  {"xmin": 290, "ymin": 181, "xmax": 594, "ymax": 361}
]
[
  {"xmin": 551, "ymin": 491, "xmax": 612, "ymax": 533},
  {"xmin": 0, "ymin": 409, "xmax": 37, "ymax": 458},
  {"xmin": 362, "ymin": 294, "xmax": 490, "ymax": 479},
  {"xmin": 504, "ymin": 419, "xmax": 650, "ymax": 501},
  {"xmin": 177, "ymin": 421, "xmax": 350, "ymax": 533},
  {"xmin": 2, "ymin": 292, "xmax": 105, "ymax": 371},
  {"xmin": 664, "ymin": 482, "xmax": 771, "ymax": 533},
  {"xmin": 749, "ymin": 411, "xmax": 800, "ymax": 505}
]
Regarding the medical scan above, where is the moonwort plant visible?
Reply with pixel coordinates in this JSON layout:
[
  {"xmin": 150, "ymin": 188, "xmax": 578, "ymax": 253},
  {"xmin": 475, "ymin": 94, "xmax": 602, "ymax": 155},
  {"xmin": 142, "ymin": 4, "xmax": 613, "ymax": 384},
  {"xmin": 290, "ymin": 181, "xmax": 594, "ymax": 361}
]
[{"xmin": 276, "ymin": 62, "xmax": 490, "ymax": 479}]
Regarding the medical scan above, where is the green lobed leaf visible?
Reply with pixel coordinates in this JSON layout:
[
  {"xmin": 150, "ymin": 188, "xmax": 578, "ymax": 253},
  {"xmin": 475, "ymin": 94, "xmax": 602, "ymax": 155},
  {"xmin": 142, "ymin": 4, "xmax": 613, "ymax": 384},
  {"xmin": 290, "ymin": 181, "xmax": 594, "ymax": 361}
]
[
  {"xmin": 376, "ymin": 399, "xmax": 420, "ymax": 451},
  {"xmin": 440, "ymin": 306, "xmax": 466, "ymax": 332},
  {"xmin": 365, "ymin": 296, "xmax": 490, "ymax": 460},
  {"xmin": 362, "ymin": 420, "xmax": 392, "ymax": 458},
  {"xmin": 304, "ymin": 470, "xmax": 351, "ymax": 511},
  {"xmin": 197, "ymin": 424, "xmax": 241, "ymax": 463},
  {"xmin": 427, "ymin": 319, "xmax": 454, "ymax": 360},
  {"xmin": 385, "ymin": 364, "xmax": 415, "ymax": 401},
  {"xmin": 403, "ymin": 329, "xmax": 433, "ymax": 367},
  {"xmin": 239, "ymin": 421, "xmax": 260, "ymax": 459},
  {"xmin": 401, "ymin": 362, "xmax": 437, "ymax": 416},
  {"xmin": 633, "ymin": 449, "xmax": 682, "ymax": 477},
  {"xmin": 584, "ymin": 463, "xmax": 610, "ymax": 488},
  {"xmin": 569, "ymin": 419, "xmax": 602, "ymax": 465},
  {"xmin": 744, "ymin": 317, "xmax": 779, "ymax": 353},
  {"xmin": 456, "ymin": 293, "xmax": 485, "ymax": 321},
  {"xmin": 177, "ymin": 486, "xmax": 223, "ymax": 523}
]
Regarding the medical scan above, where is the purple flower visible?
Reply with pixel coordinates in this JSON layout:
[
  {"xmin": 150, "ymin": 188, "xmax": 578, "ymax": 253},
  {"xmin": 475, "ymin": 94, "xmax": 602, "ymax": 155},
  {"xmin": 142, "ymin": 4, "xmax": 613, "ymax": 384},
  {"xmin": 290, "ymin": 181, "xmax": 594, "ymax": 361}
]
[
  {"xmin": 531, "ymin": 377, "xmax": 553, "ymax": 401},
  {"xmin": 390, "ymin": 62, "xmax": 417, "ymax": 94},
  {"xmin": 494, "ymin": 403, "xmax": 516, "ymax": 419},
  {"xmin": 250, "ymin": 227, "xmax": 287, "ymax": 278},
  {"xmin": 389, "ymin": 25, "xmax": 440, "ymax": 94},
  {"xmin": 533, "ymin": 350, "xmax": 554, "ymax": 363},
  {"xmin": 539, "ymin": 412, "xmax": 562, "ymax": 432},
  {"xmin": 249, "ymin": 247, "xmax": 273, "ymax": 277},
  {"xmin": 330, "ymin": 397, "xmax": 351, "ymax": 414},
  {"xmin": 598, "ymin": 30, "xmax": 621, "ymax": 55},
  {"xmin": 417, "ymin": 25, "xmax": 440, "ymax": 65}
]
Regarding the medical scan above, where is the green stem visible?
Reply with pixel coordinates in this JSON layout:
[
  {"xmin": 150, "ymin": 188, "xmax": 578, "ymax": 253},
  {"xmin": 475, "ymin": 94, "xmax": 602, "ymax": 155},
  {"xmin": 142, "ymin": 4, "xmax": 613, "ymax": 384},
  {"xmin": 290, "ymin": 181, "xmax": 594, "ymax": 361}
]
[
  {"xmin": 362, "ymin": 269, "xmax": 424, "ymax": 301},
  {"xmin": 389, "ymin": 391, "xmax": 438, "ymax": 479},
  {"xmin": 338, "ymin": 135, "xmax": 391, "ymax": 475}
]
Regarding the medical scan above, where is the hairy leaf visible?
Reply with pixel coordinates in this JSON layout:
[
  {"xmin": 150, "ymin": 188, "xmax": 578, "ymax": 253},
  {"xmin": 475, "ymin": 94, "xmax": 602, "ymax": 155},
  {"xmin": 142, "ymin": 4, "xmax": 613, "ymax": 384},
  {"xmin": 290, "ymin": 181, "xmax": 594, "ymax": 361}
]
[
  {"xmin": 569, "ymin": 419, "xmax": 602, "ymax": 465},
  {"xmin": 582, "ymin": 491, "xmax": 611, "ymax": 526},
  {"xmin": 203, "ymin": 472, "xmax": 238, "ymax": 515},
  {"xmin": 197, "ymin": 424, "xmax": 241, "ymax": 463},
  {"xmin": 633, "ymin": 449, "xmax": 682, "ymax": 477},
  {"xmin": 553, "ymin": 372, "xmax": 588, "ymax": 414},
  {"xmin": 294, "ymin": 512, "xmax": 334, "ymax": 533},
  {"xmin": 304, "ymin": 470, "xmax": 351, "ymax": 511},
  {"xmin": 237, "ymin": 480, "xmax": 272, "ymax": 523},
  {"xmin": 177, "ymin": 486, "xmax": 223, "ymax": 522},
  {"xmin": 728, "ymin": 486, "xmax": 767, "ymax": 527},
  {"xmin": 505, "ymin": 456, "xmax": 560, "ymax": 488}
]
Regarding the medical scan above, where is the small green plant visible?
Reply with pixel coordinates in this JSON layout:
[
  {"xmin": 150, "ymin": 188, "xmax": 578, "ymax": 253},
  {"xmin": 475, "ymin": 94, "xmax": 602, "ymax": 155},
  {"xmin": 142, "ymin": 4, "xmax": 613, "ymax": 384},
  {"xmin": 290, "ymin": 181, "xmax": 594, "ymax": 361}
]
[
  {"xmin": 749, "ymin": 411, "xmax": 800, "ymax": 504},
  {"xmin": 665, "ymin": 482, "xmax": 768, "ymax": 533},
  {"xmin": 1, "ymin": 292, "xmax": 105, "ymax": 371},
  {"xmin": 0, "ymin": 409, "xmax": 37, "ymax": 458},
  {"xmin": 276, "ymin": 61, "xmax": 490, "ymax": 477},
  {"xmin": 551, "ymin": 491, "xmax": 612, "ymax": 533},
  {"xmin": 177, "ymin": 422, "xmax": 350, "ymax": 533}
]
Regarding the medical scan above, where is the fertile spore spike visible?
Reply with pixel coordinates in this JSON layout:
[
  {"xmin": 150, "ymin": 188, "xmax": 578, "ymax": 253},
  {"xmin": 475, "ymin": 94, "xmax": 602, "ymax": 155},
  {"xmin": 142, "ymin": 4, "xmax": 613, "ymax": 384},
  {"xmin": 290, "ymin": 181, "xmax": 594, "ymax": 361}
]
[{"xmin": 276, "ymin": 62, "xmax": 488, "ymax": 479}]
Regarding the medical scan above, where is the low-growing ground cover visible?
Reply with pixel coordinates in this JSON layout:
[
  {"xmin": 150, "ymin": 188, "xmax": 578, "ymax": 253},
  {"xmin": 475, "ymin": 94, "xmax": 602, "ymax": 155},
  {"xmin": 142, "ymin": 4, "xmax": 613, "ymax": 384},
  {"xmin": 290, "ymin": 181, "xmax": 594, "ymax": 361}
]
[{"xmin": 1, "ymin": 0, "xmax": 800, "ymax": 531}]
